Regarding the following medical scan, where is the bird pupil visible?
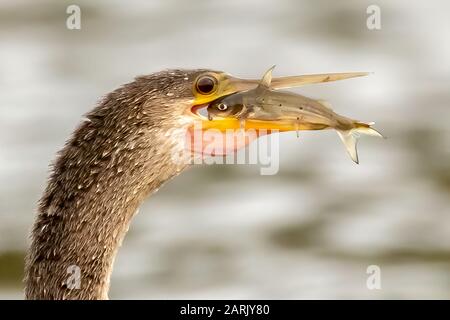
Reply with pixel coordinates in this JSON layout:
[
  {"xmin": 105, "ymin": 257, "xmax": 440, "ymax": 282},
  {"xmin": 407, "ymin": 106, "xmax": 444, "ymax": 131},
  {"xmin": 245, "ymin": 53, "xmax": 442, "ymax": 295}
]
[{"xmin": 197, "ymin": 76, "xmax": 215, "ymax": 94}]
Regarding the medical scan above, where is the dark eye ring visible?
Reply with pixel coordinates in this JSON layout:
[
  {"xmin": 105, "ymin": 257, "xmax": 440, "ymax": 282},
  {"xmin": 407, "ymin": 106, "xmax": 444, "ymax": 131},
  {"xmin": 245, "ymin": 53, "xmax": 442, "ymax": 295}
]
[
  {"xmin": 217, "ymin": 103, "xmax": 228, "ymax": 111},
  {"xmin": 195, "ymin": 75, "xmax": 218, "ymax": 95}
]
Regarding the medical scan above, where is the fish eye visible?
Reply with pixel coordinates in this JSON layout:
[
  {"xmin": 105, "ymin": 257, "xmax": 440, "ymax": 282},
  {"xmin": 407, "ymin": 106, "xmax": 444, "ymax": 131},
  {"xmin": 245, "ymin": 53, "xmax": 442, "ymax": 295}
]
[
  {"xmin": 195, "ymin": 75, "xmax": 218, "ymax": 95},
  {"xmin": 217, "ymin": 103, "xmax": 228, "ymax": 111}
]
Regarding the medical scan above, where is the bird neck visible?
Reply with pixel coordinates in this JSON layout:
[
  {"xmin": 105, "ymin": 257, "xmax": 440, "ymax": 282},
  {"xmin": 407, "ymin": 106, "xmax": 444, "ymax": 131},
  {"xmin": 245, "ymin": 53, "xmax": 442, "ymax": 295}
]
[{"xmin": 24, "ymin": 83, "xmax": 189, "ymax": 299}]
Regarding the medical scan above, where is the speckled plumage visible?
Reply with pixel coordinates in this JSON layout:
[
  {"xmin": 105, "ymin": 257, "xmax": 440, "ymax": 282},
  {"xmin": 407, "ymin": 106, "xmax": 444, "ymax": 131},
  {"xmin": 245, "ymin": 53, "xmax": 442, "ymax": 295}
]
[{"xmin": 24, "ymin": 69, "xmax": 210, "ymax": 299}]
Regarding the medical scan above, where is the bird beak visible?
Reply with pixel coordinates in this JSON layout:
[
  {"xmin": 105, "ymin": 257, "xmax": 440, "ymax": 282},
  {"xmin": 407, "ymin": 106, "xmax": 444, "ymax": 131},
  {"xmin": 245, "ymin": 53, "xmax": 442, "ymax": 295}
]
[{"xmin": 230, "ymin": 71, "xmax": 369, "ymax": 92}]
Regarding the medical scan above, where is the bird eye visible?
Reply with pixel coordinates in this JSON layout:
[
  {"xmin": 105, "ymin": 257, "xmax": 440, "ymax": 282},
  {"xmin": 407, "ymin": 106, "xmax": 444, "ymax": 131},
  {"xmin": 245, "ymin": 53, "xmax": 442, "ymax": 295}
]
[
  {"xmin": 217, "ymin": 103, "xmax": 228, "ymax": 111},
  {"xmin": 195, "ymin": 75, "xmax": 217, "ymax": 95}
]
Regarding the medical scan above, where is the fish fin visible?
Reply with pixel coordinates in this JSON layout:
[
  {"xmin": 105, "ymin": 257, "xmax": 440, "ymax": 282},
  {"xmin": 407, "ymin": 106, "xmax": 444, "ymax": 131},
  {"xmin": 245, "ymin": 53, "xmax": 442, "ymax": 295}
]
[
  {"xmin": 259, "ymin": 65, "xmax": 276, "ymax": 88},
  {"xmin": 337, "ymin": 130, "xmax": 359, "ymax": 164},
  {"xmin": 354, "ymin": 122, "xmax": 385, "ymax": 138},
  {"xmin": 337, "ymin": 122, "xmax": 384, "ymax": 164},
  {"xmin": 317, "ymin": 99, "xmax": 333, "ymax": 110}
]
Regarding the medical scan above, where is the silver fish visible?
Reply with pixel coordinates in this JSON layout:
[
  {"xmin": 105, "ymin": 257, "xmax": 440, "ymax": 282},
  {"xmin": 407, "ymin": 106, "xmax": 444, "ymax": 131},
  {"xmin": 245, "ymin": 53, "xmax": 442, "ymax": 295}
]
[{"xmin": 207, "ymin": 66, "xmax": 383, "ymax": 163}]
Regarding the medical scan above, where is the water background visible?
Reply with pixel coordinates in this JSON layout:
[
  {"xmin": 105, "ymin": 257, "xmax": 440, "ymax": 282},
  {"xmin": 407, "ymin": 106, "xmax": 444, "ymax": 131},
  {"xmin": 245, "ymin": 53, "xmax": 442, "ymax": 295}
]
[{"xmin": 1, "ymin": 0, "xmax": 449, "ymax": 299}]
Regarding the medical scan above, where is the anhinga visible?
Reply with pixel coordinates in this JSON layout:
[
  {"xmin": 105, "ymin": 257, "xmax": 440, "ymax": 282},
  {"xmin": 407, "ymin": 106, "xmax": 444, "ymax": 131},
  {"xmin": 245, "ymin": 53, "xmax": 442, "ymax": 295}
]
[{"xmin": 24, "ymin": 68, "xmax": 367, "ymax": 299}]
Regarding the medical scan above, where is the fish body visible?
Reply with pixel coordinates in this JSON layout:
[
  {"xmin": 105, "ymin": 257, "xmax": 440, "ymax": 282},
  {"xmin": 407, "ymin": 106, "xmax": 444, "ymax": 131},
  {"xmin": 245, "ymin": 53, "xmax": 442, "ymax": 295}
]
[
  {"xmin": 210, "ymin": 88, "xmax": 353, "ymax": 129},
  {"xmin": 207, "ymin": 66, "xmax": 383, "ymax": 163}
]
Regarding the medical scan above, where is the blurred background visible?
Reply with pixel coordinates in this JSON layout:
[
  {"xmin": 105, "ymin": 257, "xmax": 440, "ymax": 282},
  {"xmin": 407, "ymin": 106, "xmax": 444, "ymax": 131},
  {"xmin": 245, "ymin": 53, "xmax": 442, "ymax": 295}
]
[{"xmin": 1, "ymin": 0, "xmax": 449, "ymax": 299}]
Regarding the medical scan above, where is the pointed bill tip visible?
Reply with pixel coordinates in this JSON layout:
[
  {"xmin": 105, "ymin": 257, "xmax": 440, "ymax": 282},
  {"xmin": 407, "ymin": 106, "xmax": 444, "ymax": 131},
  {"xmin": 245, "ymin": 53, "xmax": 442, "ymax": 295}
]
[
  {"xmin": 347, "ymin": 71, "xmax": 372, "ymax": 77},
  {"xmin": 337, "ymin": 71, "xmax": 371, "ymax": 79}
]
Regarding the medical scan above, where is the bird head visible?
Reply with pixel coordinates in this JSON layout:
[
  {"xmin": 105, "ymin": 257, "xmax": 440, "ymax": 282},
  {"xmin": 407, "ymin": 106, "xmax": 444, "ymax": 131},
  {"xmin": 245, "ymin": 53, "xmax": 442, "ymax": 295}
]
[{"xmin": 150, "ymin": 68, "xmax": 368, "ymax": 156}]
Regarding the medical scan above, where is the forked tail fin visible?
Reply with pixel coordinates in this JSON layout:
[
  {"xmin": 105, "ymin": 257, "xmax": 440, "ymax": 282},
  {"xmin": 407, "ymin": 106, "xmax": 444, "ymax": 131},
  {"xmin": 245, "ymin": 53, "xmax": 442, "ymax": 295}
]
[{"xmin": 337, "ymin": 122, "xmax": 384, "ymax": 164}]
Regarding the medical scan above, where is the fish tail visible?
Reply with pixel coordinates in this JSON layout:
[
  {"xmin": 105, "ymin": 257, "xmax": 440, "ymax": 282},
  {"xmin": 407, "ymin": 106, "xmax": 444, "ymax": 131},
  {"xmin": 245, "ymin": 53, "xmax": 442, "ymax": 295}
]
[{"xmin": 337, "ymin": 121, "xmax": 384, "ymax": 164}]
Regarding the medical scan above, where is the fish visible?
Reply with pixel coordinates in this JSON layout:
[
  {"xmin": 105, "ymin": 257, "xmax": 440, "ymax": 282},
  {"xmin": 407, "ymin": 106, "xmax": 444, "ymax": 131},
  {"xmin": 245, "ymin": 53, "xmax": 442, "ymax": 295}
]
[{"xmin": 207, "ymin": 66, "xmax": 383, "ymax": 164}]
